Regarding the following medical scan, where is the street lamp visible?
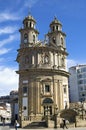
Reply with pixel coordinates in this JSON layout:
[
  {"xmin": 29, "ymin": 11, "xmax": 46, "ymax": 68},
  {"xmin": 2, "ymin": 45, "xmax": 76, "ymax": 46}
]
[{"xmin": 54, "ymin": 105, "xmax": 58, "ymax": 128}]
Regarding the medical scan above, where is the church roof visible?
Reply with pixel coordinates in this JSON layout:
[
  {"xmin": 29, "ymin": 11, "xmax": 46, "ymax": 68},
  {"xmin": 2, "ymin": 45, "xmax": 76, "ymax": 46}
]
[
  {"xmin": 23, "ymin": 14, "xmax": 36, "ymax": 23},
  {"xmin": 50, "ymin": 16, "xmax": 62, "ymax": 26}
]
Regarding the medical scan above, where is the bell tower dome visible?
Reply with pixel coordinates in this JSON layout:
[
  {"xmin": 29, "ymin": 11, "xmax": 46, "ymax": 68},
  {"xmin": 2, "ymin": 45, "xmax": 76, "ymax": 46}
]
[{"xmin": 19, "ymin": 14, "xmax": 39, "ymax": 48}]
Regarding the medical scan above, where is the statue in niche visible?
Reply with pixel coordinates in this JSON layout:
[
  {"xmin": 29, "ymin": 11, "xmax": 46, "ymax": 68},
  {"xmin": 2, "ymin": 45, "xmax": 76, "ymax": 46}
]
[
  {"xmin": 44, "ymin": 55, "xmax": 49, "ymax": 64},
  {"xmin": 40, "ymin": 52, "xmax": 50, "ymax": 65}
]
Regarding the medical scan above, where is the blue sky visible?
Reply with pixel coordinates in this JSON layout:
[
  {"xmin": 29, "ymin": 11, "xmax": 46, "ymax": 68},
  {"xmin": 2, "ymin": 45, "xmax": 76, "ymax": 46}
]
[{"xmin": 0, "ymin": 0, "xmax": 86, "ymax": 96}]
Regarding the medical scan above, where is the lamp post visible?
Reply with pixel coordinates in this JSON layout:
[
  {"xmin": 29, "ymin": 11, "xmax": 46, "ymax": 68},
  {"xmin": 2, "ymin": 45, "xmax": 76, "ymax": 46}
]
[{"xmin": 54, "ymin": 105, "xmax": 58, "ymax": 128}]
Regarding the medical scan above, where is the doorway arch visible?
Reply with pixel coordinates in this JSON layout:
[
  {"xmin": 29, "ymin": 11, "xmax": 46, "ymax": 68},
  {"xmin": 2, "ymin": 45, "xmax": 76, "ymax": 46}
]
[{"xmin": 43, "ymin": 98, "xmax": 54, "ymax": 116}]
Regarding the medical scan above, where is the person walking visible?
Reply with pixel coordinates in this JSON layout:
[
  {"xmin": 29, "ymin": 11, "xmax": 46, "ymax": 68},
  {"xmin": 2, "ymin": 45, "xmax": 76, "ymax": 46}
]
[
  {"xmin": 15, "ymin": 120, "xmax": 19, "ymax": 130},
  {"xmin": 2, "ymin": 118, "xmax": 5, "ymax": 126},
  {"xmin": 62, "ymin": 118, "xmax": 68, "ymax": 129}
]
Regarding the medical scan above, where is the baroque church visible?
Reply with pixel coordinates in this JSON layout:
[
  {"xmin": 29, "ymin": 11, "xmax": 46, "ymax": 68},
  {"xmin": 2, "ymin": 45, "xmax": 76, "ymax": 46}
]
[{"xmin": 16, "ymin": 13, "xmax": 69, "ymax": 127}]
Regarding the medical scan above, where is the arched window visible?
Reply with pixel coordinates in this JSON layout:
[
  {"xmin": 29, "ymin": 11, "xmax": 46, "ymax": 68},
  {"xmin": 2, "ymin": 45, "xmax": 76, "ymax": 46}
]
[
  {"xmin": 62, "ymin": 57, "xmax": 65, "ymax": 67},
  {"xmin": 52, "ymin": 26, "xmax": 55, "ymax": 31},
  {"xmin": 56, "ymin": 26, "xmax": 58, "ymax": 30},
  {"xmin": 43, "ymin": 98, "xmax": 53, "ymax": 104},
  {"xmin": 33, "ymin": 35, "xmax": 35, "ymax": 43},
  {"xmin": 30, "ymin": 22, "xmax": 31, "ymax": 28},
  {"xmin": 26, "ymin": 22, "xmax": 28, "ymax": 28},
  {"xmin": 61, "ymin": 37, "xmax": 63, "ymax": 46},
  {"xmin": 52, "ymin": 37, "xmax": 56, "ymax": 43},
  {"xmin": 24, "ymin": 33, "xmax": 28, "ymax": 43}
]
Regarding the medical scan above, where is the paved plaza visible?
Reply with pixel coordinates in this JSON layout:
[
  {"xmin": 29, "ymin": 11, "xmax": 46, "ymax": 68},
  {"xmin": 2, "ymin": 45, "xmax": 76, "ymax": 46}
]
[
  {"xmin": 0, "ymin": 122, "xmax": 86, "ymax": 130},
  {"xmin": 0, "ymin": 125, "xmax": 86, "ymax": 130}
]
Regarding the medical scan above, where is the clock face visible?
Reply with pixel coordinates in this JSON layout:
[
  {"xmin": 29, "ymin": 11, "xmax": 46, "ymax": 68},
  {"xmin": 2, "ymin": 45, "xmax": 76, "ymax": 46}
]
[
  {"xmin": 24, "ymin": 33, "xmax": 28, "ymax": 43},
  {"xmin": 24, "ymin": 39, "xmax": 28, "ymax": 43}
]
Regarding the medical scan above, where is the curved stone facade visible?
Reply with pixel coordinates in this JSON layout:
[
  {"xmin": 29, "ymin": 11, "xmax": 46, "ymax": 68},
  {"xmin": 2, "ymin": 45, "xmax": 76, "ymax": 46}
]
[{"xmin": 16, "ymin": 14, "xmax": 69, "ymax": 126}]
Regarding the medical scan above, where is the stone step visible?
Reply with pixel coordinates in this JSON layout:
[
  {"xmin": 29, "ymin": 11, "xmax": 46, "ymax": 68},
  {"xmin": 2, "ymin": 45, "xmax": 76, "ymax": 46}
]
[{"xmin": 24, "ymin": 121, "xmax": 47, "ymax": 129}]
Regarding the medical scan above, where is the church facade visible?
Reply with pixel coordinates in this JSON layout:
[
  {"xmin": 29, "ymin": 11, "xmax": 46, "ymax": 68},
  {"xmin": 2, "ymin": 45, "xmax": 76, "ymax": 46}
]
[{"xmin": 16, "ymin": 13, "xmax": 69, "ymax": 126}]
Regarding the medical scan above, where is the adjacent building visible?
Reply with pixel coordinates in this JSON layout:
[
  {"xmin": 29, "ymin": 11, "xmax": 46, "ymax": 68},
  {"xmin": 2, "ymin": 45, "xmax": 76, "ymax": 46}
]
[
  {"xmin": 0, "ymin": 95, "xmax": 10, "ymax": 103},
  {"xmin": 0, "ymin": 90, "xmax": 18, "ymax": 124},
  {"xmin": 69, "ymin": 65, "xmax": 86, "ymax": 102},
  {"xmin": 10, "ymin": 90, "xmax": 18, "ymax": 124},
  {"xmin": 16, "ymin": 13, "xmax": 69, "ymax": 126},
  {"xmin": 0, "ymin": 102, "xmax": 11, "ymax": 121}
]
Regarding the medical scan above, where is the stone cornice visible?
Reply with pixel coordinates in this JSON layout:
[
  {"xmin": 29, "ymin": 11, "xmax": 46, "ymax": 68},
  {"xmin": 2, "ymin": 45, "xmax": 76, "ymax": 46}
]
[
  {"xmin": 17, "ymin": 46, "xmax": 68, "ymax": 56},
  {"xmin": 16, "ymin": 68, "xmax": 69, "ymax": 77}
]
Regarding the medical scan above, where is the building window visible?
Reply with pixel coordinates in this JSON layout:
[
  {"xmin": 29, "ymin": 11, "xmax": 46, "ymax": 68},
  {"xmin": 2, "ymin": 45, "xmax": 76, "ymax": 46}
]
[
  {"xmin": 23, "ymin": 86, "xmax": 27, "ymax": 95},
  {"xmin": 61, "ymin": 57, "xmax": 65, "ymax": 67},
  {"xmin": 78, "ymin": 74, "xmax": 83, "ymax": 78},
  {"xmin": 64, "ymin": 87, "xmax": 66, "ymax": 93},
  {"xmin": 56, "ymin": 26, "xmax": 58, "ymax": 30},
  {"xmin": 23, "ymin": 106, "xmax": 27, "ymax": 110},
  {"xmin": 30, "ymin": 22, "xmax": 31, "ymax": 27},
  {"xmin": 80, "ymin": 87, "xmax": 83, "ymax": 91},
  {"xmin": 61, "ymin": 37, "xmax": 63, "ymax": 45},
  {"xmin": 53, "ymin": 26, "xmax": 55, "ymax": 31},
  {"xmin": 33, "ymin": 35, "xmax": 35, "ymax": 43},
  {"xmin": 84, "ymin": 86, "xmax": 86, "ymax": 90},
  {"xmin": 52, "ymin": 37, "xmax": 56, "ymax": 43},
  {"xmin": 26, "ymin": 22, "xmax": 28, "ymax": 28},
  {"xmin": 78, "ymin": 80, "xmax": 84, "ymax": 84},
  {"xmin": 63, "ymin": 85, "xmax": 67, "ymax": 94},
  {"xmin": 45, "ymin": 85, "xmax": 50, "ymax": 92}
]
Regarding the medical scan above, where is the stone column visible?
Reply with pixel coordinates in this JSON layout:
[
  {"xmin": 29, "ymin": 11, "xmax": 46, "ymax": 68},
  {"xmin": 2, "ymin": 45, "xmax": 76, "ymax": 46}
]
[
  {"xmin": 32, "ymin": 55, "xmax": 34, "ymax": 64},
  {"xmin": 35, "ymin": 81, "xmax": 40, "ymax": 114},
  {"xmin": 58, "ymin": 80, "xmax": 64, "ymax": 110},
  {"xmin": 53, "ymin": 52, "xmax": 55, "ymax": 67},
  {"xmin": 37, "ymin": 53, "xmax": 40, "ymax": 65},
  {"xmin": 53, "ymin": 76, "xmax": 56, "ymax": 104},
  {"xmin": 30, "ymin": 82, "xmax": 34, "ymax": 114}
]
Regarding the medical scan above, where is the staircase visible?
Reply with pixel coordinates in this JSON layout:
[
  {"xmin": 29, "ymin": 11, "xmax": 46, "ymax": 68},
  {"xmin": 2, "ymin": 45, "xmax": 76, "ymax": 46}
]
[{"xmin": 24, "ymin": 121, "xmax": 47, "ymax": 129}]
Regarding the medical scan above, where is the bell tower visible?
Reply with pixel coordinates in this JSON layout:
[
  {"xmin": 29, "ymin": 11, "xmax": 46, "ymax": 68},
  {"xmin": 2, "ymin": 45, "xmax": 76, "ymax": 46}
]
[
  {"xmin": 47, "ymin": 17, "xmax": 66, "ymax": 50},
  {"xmin": 19, "ymin": 14, "xmax": 39, "ymax": 48}
]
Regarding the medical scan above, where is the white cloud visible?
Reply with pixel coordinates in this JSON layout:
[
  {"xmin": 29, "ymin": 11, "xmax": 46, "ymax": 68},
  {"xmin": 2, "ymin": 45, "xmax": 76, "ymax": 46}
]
[
  {"xmin": 67, "ymin": 59, "xmax": 77, "ymax": 69},
  {"xmin": 0, "ymin": 12, "xmax": 20, "ymax": 22},
  {"xmin": 0, "ymin": 67, "xmax": 18, "ymax": 96},
  {"xmin": 0, "ymin": 26, "xmax": 17, "ymax": 35},
  {"xmin": 0, "ymin": 34, "xmax": 19, "ymax": 47},
  {"xmin": 24, "ymin": 0, "xmax": 39, "ymax": 8},
  {"xmin": 0, "ymin": 48, "xmax": 11, "ymax": 55},
  {"xmin": 67, "ymin": 59, "xmax": 86, "ymax": 69}
]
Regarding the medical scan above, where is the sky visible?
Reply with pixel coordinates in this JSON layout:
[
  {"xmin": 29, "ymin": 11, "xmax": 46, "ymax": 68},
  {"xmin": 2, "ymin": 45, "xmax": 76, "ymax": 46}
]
[{"xmin": 0, "ymin": 0, "xmax": 86, "ymax": 96}]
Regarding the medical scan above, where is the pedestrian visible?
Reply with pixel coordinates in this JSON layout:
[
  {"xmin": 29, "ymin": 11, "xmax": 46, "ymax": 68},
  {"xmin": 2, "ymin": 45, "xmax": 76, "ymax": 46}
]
[
  {"xmin": 2, "ymin": 118, "xmax": 5, "ymax": 126},
  {"xmin": 15, "ymin": 120, "xmax": 19, "ymax": 130},
  {"xmin": 62, "ymin": 118, "xmax": 68, "ymax": 129}
]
